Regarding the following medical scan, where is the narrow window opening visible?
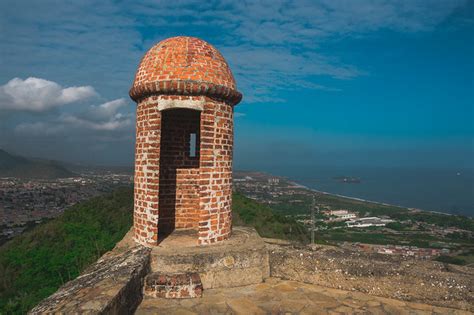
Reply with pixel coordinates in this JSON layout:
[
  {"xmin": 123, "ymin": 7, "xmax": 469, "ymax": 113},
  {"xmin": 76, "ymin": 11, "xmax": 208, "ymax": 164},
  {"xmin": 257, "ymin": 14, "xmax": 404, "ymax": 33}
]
[{"xmin": 189, "ymin": 133, "xmax": 197, "ymax": 157}]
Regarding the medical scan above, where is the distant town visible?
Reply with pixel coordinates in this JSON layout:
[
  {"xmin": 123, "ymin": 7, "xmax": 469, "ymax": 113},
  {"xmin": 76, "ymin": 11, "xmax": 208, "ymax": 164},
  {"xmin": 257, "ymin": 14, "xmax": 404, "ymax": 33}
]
[{"xmin": 0, "ymin": 172, "xmax": 132, "ymax": 244}]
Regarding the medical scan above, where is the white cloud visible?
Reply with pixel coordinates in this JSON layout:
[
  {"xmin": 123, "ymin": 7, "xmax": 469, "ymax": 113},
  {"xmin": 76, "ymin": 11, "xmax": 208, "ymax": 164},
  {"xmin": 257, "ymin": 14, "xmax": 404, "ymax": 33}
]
[
  {"xmin": 15, "ymin": 98, "xmax": 133, "ymax": 135},
  {"xmin": 0, "ymin": 77, "xmax": 97, "ymax": 112},
  {"xmin": 77, "ymin": 99, "xmax": 129, "ymax": 122},
  {"xmin": 60, "ymin": 114, "xmax": 132, "ymax": 131},
  {"xmin": 65, "ymin": 98, "xmax": 133, "ymax": 131}
]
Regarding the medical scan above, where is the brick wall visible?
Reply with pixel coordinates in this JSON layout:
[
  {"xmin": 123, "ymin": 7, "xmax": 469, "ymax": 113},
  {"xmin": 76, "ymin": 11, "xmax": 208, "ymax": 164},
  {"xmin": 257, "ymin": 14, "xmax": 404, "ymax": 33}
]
[
  {"xmin": 134, "ymin": 96, "xmax": 161, "ymax": 246},
  {"xmin": 198, "ymin": 98, "xmax": 234, "ymax": 245},
  {"xmin": 133, "ymin": 96, "xmax": 234, "ymax": 245}
]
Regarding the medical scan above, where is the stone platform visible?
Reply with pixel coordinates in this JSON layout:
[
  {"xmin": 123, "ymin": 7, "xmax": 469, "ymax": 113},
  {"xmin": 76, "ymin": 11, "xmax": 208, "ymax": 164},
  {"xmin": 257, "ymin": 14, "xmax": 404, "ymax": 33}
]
[
  {"xmin": 30, "ymin": 228, "xmax": 473, "ymax": 314},
  {"xmin": 148, "ymin": 227, "xmax": 270, "ymax": 290},
  {"xmin": 137, "ymin": 278, "xmax": 471, "ymax": 315}
]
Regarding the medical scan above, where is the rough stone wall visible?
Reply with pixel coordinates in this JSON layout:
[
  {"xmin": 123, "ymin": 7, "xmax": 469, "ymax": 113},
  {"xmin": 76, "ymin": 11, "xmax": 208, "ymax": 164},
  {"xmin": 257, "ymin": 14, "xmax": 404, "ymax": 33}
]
[
  {"xmin": 267, "ymin": 242, "xmax": 474, "ymax": 311},
  {"xmin": 134, "ymin": 96, "xmax": 161, "ymax": 246},
  {"xmin": 198, "ymin": 98, "xmax": 234, "ymax": 245},
  {"xmin": 159, "ymin": 108, "xmax": 200, "ymax": 233},
  {"xmin": 144, "ymin": 273, "xmax": 203, "ymax": 299}
]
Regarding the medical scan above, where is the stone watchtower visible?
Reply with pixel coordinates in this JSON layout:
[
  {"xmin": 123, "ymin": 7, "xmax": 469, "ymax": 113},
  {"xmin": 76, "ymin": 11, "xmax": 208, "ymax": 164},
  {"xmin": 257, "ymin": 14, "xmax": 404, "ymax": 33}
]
[{"xmin": 130, "ymin": 36, "xmax": 242, "ymax": 246}]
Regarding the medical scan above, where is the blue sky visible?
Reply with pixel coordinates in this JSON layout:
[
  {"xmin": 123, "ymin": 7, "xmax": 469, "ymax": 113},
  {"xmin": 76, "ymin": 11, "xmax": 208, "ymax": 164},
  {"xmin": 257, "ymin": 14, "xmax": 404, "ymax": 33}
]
[{"xmin": 0, "ymin": 0, "xmax": 472, "ymax": 169}]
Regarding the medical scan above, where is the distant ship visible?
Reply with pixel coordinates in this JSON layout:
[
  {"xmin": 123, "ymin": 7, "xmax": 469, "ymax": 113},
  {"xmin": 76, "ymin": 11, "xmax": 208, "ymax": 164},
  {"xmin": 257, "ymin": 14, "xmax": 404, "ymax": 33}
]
[{"xmin": 333, "ymin": 176, "xmax": 361, "ymax": 184}]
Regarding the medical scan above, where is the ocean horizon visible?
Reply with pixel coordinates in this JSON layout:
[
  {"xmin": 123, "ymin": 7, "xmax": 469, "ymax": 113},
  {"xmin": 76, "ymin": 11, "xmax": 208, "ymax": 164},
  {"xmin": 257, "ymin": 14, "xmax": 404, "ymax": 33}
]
[{"xmin": 243, "ymin": 165, "xmax": 474, "ymax": 217}]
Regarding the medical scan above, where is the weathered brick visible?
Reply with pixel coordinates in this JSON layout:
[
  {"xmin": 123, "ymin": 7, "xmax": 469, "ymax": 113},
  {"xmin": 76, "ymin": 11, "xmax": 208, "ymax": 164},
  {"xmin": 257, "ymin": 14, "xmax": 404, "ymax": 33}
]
[{"xmin": 130, "ymin": 37, "xmax": 241, "ymax": 246}]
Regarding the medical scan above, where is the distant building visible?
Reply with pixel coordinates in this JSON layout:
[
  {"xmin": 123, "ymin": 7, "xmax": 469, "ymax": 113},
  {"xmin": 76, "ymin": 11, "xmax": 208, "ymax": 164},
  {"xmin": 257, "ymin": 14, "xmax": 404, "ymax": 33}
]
[
  {"xmin": 268, "ymin": 178, "xmax": 280, "ymax": 185},
  {"xmin": 346, "ymin": 217, "xmax": 394, "ymax": 228},
  {"xmin": 324, "ymin": 209, "xmax": 357, "ymax": 221}
]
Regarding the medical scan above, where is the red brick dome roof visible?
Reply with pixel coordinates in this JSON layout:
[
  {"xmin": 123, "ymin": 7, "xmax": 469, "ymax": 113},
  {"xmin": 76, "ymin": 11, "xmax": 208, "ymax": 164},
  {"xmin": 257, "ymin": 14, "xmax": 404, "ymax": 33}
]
[{"xmin": 130, "ymin": 36, "xmax": 242, "ymax": 105}]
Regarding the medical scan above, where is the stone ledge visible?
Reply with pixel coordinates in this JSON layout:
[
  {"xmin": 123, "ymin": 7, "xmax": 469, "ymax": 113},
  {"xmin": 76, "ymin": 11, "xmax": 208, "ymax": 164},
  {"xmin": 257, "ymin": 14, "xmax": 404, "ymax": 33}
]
[
  {"xmin": 150, "ymin": 227, "xmax": 270, "ymax": 289},
  {"xmin": 267, "ymin": 242, "xmax": 474, "ymax": 312},
  {"xmin": 29, "ymin": 240, "xmax": 150, "ymax": 314}
]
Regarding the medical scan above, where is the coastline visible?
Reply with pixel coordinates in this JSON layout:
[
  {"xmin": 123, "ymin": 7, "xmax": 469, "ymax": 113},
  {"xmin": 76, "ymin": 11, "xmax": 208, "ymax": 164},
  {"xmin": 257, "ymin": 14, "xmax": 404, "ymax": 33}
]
[
  {"xmin": 235, "ymin": 170, "xmax": 473, "ymax": 218},
  {"xmin": 287, "ymin": 179, "xmax": 458, "ymax": 217}
]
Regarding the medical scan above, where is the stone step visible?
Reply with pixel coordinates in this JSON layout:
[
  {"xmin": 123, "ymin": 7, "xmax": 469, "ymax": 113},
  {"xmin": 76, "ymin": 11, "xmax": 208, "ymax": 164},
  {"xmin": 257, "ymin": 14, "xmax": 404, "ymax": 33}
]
[
  {"xmin": 144, "ymin": 272, "xmax": 203, "ymax": 299},
  {"xmin": 150, "ymin": 227, "xmax": 270, "ymax": 290}
]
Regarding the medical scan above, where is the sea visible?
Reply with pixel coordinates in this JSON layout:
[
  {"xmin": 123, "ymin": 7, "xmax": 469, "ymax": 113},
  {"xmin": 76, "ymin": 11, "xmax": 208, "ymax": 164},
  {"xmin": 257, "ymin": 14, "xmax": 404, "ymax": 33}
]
[{"xmin": 254, "ymin": 165, "xmax": 474, "ymax": 217}]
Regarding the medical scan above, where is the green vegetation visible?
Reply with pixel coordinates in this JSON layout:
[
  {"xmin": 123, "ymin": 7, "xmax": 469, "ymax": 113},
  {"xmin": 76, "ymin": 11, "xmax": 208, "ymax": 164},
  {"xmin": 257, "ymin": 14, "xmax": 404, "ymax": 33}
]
[
  {"xmin": 232, "ymin": 192, "xmax": 308, "ymax": 243},
  {"xmin": 269, "ymin": 190, "xmax": 409, "ymax": 217},
  {"xmin": 316, "ymin": 194, "xmax": 474, "ymax": 232},
  {"xmin": 436, "ymin": 250, "xmax": 474, "ymax": 266},
  {"xmin": 260, "ymin": 189, "xmax": 474, "ymax": 248},
  {"xmin": 317, "ymin": 229, "xmax": 392, "ymax": 245},
  {"xmin": 0, "ymin": 189, "xmax": 308, "ymax": 314},
  {"xmin": 0, "ymin": 187, "xmax": 134, "ymax": 314},
  {"xmin": 446, "ymin": 231, "xmax": 473, "ymax": 242},
  {"xmin": 0, "ymin": 149, "xmax": 75, "ymax": 179},
  {"xmin": 435, "ymin": 255, "xmax": 466, "ymax": 265},
  {"xmin": 386, "ymin": 222, "xmax": 413, "ymax": 231},
  {"xmin": 271, "ymin": 193, "xmax": 314, "ymax": 214},
  {"xmin": 315, "ymin": 226, "xmax": 462, "ymax": 248},
  {"xmin": 0, "ymin": 221, "xmax": 50, "ymax": 247},
  {"xmin": 268, "ymin": 189, "xmax": 474, "ymax": 233},
  {"xmin": 390, "ymin": 212, "xmax": 474, "ymax": 232}
]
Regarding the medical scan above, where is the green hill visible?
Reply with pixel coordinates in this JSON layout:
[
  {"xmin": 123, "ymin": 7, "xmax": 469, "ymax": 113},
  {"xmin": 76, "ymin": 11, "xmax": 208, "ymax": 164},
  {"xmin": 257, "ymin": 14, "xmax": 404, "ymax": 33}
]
[
  {"xmin": 0, "ymin": 188, "xmax": 307, "ymax": 314},
  {"xmin": 0, "ymin": 149, "xmax": 76, "ymax": 179},
  {"xmin": 0, "ymin": 187, "xmax": 134, "ymax": 314},
  {"xmin": 233, "ymin": 192, "xmax": 308, "ymax": 242}
]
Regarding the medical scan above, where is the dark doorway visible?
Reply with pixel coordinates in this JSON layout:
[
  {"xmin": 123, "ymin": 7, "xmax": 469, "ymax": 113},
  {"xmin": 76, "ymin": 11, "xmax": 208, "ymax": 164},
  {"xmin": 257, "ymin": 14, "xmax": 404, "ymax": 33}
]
[{"xmin": 158, "ymin": 108, "xmax": 201, "ymax": 240}]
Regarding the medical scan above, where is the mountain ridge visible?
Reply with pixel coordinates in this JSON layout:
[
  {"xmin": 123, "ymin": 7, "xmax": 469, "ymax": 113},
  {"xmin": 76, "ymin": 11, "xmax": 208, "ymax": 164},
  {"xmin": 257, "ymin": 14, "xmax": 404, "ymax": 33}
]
[{"xmin": 0, "ymin": 149, "xmax": 76, "ymax": 179}]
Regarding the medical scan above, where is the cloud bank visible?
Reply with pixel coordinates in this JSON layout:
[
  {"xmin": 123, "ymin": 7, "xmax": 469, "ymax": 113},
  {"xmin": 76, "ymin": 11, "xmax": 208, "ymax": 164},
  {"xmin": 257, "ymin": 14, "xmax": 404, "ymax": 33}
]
[
  {"xmin": 15, "ymin": 98, "xmax": 133, "ymax": 135},
  {"xmin": 0, "ymin": 0, "xmax": 467, "ymax": 104},
  {"xmin": 0, "ymin": 0, "xmax": 469, "ymax": 165},
  {"xmin": 0, "ymin": 77, "xmax": 97, "ymax": 111}
]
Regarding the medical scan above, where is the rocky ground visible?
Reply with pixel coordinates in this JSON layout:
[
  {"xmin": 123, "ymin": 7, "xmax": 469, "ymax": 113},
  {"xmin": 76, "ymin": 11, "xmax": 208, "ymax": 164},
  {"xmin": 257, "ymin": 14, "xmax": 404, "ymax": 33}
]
[
  {"xmin": 267, "ymin": 241, "xmax": 473, "ymax": 311},
  {"xmin": 136, "ymin": 278, "xmax": 471, "ymax": 314}
]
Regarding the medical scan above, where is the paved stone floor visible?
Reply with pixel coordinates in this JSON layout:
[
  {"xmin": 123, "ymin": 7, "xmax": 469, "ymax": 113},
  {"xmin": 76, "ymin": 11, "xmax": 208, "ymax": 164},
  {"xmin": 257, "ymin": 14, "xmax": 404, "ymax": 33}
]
[{"xmin": 136, "ymin": 278, "xmax": 472, "ymax": 314}]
